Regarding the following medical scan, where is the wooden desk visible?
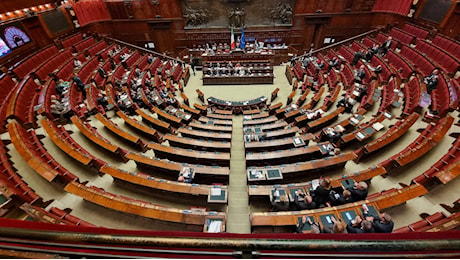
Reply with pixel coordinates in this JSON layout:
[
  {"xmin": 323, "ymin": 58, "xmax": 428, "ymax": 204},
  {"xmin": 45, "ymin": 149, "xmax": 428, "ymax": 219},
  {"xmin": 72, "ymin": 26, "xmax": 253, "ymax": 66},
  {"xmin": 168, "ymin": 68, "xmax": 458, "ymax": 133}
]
[
  {"xmin": 181, "ymin": 104, "xmax": 201, "ymax": 119},
  {"xmin": 357, "ymin": 112, "xmax": 419, "ymax": 161},
  {"xmin": 243, "ymin": 120, "xmax": 288, "ymax": 132},
  {"xmin": 164, "ymin": 134, "xmax": 231, "ymax": 152},
  {"xmin": 136, "ymin": 109, "xmax": 172, "ymax": 133},
  {"xmin": 198, "ymin": 116, "xmax": 233, "ymax": 126},
  {"xmin": 41, "ymin": 118, "xmax": 93, "ymax": 166},
  {"xmin": 207, "ymin": 96, "xmax": 268, "ymax": 113},
  {"xmin": 243, "ymin": 116, "xmax": 278, "ymax": 126},
  {"xmin": 395, "ymin": 116, "xmax": 453, "ymax": 167},
  {"xmin": 302, "ymin": 107, "xmax": 345, "ymax": 131},
  {"xmin": 147, "ymin": 142, "xmax": 231, "ymax": 167},
  {"xmin": 206, "ymin": 113, "xmax": 233, "ymax": 120},
  {"xmin": 203, "ymin": 73, "xmax": 274, "ymax": 85},
  {"xmin": 71, "ymin": 116, "xmax": 127, "ymax": 161},
  {"xmin": 189, "ymin": 121, "xmax": 233, "ymax": 132},
  {"xmin": 127, "ymin": 152, "xmax": 230, "ymax": 176},
  {"xmin": 116, "ymin": 111, "xmax": 161, "ymax": 142},
  {"xmin": 152, "ymin": 106, "xmax": 183, "ymax": 127},
  {"xmin": 265, "ymin": 126, "xmax": 299, "ymax": 140},
  {"xmin": 95, "ymin": 113, "xmax": 147, "ymax": 151},
  {"xmin": 64, "ymin": 181, "xmax": 226, "ymax": 225},
  {"xmin": 8, "ymin": 122, "xmax": 58, "ymax": 182},
  {"xmin": 245, "ymin": 142, "xmax": 330, "ymax": 166},
  {"xmin": 178, "ymin": 127, "xmax": 232, "ymax": 141},
  {"xmin": 100, "ymin": 165, "xmax": 221, "ymax": 196},
  {"xmin": 244, "ymin": 133, "xmax": 314, "ymax": 152}
]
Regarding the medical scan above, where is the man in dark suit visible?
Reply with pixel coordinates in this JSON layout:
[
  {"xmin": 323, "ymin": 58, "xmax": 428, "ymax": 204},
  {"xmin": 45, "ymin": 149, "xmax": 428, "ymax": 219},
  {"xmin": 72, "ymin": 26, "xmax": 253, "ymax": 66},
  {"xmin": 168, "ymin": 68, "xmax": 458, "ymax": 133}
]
[
  {"xmin": 98, "ymin": 65, "xmax": 108, "ymax": 79},
  {"xmin": 351, "ymin": 49, "xmax": 365, "ymax": 66},
  {"xmin": 72, "ymin": 73, "xmax": 86, "ymax": 98},
  {"xmin": 346, "ymin": 217, "xmax": 375, "ymax": 233},
  {"xmin": 347, "ymin": 181, "xmax": 368, "ymax": 202},
  {"xmin": 364, "ymin": 210, "xmax": 394, "ymax": 233},
  {"xmin": 379, "ymin": 36, "xmax": 393, "ymax": 56},
  {"xmin": 424, "ymin": 69, "xmax": 439, "ymax": 94},
  {"xmin": 294, "ymin": 190, "xmax": 317, "ymax": 210}
]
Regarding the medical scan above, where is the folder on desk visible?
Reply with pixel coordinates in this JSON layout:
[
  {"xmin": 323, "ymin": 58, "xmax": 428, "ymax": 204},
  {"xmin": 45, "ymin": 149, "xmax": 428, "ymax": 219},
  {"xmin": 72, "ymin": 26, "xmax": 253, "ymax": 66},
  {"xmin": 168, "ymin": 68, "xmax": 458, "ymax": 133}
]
[
  {"xmin": 372, "ymin": 122, "xmax": 384, "ymax": 131},
  {"xmin": 211, "ymin": 188, "xmax": 221, "ymax": 196}
]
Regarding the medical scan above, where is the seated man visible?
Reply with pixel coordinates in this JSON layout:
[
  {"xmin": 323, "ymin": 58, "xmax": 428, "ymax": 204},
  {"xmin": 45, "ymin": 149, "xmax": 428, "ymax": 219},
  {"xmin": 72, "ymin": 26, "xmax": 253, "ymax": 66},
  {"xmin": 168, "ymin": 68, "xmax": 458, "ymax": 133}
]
[
  {"xmin": 424, "ymin": 69, "xmax": 439, "ymax": 94},
  {"xmin": 370, "ymin": 65, "xmax": 382, "ymax": 75},
  {"xmin": 346, "ymin": 216, "xmax": 375, "ymax": 233},
  {"xmin": 97, "ymin": 93, "xmax": 109, "ymax": 110},
  {"xmin": 354, "ymin": 84, "xmax": 368, "ymax": 103},
  {"xmin": 323, "ymin": 216, "xmax": 347, "ymax": 234},
  {"xmin": 354, "ymin": 65, "xmax": 366, "ymax": 83},
  {"xmin": 351, "ymin": 49, "xmax": 365, "ymax": 66},
  {"xmin": 379, "ymin": 36, "xmax": 393, "ymax": 56},
  {"xmin": 329, "ymin": 189, "xmax": 352, "ymax": 206},
  {"xmin": 337, "ymin": 95, "xmax": 354, "ymax": 113},
  {"xmin": 363, "ymin": 205, "xmax": 394, "ymax": 233},
  {"xmin": 327, "ymin": 57, "xmax": 340, "ymax": 72},
  {"xmin": 294, "ymin": 190, "xmax": 317, "ymax": 210},
  {"xmin": 325, "ymin": 127, "xmax": 344, "ymax": 147},
  {"xmin": 296, "ymin": 215, "xmax": 321, "ymax": 234},
  {"xmin": 97, "ymin": 65, "xmax": 108, "ymax": 79},
  {"xmin": 347, "ymin": 181, "xmax": 368, "ymax": 202},
  {"xmin": 270, "ymin": 193, "xmax": 289, "ymax": 212},
  {"xmin": 55, "ymin": 79, "xmax": 70, "ymax": 97}
]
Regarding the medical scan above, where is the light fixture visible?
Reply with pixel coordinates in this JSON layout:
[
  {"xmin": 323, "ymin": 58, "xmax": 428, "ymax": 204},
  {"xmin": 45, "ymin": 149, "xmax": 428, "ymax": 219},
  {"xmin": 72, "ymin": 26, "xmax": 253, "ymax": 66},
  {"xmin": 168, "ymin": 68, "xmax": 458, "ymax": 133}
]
[
  {"xmin": 38, "ymin": 5, "xmax": 44, "ymax": 9},
  {"xmin": 0, "ymin": 14, "xmax": 3, "ymax": 18},
  {"xmin": 14, "ymin": 10, "xmax": 20, "ymax": 14},
  {"xmin": 23, "ymin": 8, "xmax": 28, "ymax": 12},
  {"xmin": 45, "ymin": 4, "xmax": 50, "ymax": 8},
  {"xmin": 31, "ymin": 7, "xmax": 37, "ymax": 11},
  {"xmin": 5, "ymin": 12, "xmax": 11, "ymax": 16}
]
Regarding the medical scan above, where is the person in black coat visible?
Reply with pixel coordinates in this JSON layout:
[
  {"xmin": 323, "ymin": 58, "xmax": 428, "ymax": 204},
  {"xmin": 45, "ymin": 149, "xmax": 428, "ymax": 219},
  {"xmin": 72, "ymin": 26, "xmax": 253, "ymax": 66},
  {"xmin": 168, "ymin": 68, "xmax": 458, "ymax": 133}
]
[
  {"xmin": 351, "ymin": 49, "xmax": 364, "ymax": 66},
  {"xmin": 312, "ymin": 178, "xmax": 332, "ymax": 208},
  {"xmin": 379, "ymin": 36, "xmax": 393, "ymax": 56},
  {"xmin": 347, "ymin": 181, "xmax": 368, "ymax": 202},
  {"xmin": 294, "ymin": 190, "xmax": 317, "ymax": 210},
  {"xmin": 364, "ymin": 211, "xmax": 394, "ymax": 233},
  {"xmin": 97, "ymin": 65, "xmax": 108, "ymax": 79},
  {"xmin": 329, "ymin": 190, "xmax": 352, "ymax": 206},
  {"xmin": 424, "ymin": 69, "xmax": 439, "ymax": 94},
  {"xmin": 346, "ymin": 217, "xmax": 375, "ymax": 233}
]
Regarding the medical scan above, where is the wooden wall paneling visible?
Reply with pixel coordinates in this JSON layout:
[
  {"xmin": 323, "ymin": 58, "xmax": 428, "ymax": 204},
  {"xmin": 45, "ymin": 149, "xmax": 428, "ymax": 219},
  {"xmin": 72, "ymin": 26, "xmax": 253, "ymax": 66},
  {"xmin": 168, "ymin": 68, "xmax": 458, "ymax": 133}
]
[
  {"xmin": 440, "ymin": 1, "xmax": 460, "ymax": 39},
  {"xmin": 0, "ymin": 0, "xmax": 50, "ymax": 14},
  {"xmin": 106, "ymin": 1, "xmax": 131, "ymax": 20},
  {"xmin": 158, "ymin": 0, "xmax": 182, "ymax": 19},
  {"xmin": 21, "ymin": 16, "xmax": 52, "ymax": 48}
]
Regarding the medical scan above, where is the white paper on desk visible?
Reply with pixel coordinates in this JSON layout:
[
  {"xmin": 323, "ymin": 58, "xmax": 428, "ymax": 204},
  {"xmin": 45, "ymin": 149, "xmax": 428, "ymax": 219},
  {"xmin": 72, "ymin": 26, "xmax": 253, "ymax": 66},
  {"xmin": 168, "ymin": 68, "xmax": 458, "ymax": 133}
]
[
  {"xmin": 357, "ymin": 132, "xmax": 366, "ymax": 139},
  {"xmin": 373, "ymin": 122, "xmax": 384, "ymax": 131},
  {"xmin": 353, "ymin": 90, "xmax": 360, "ymax": 96},
  {"xmin": 350, "ymin": 117, "xmax": 359, "ymax": 124},
  {"xmin": 211, "ymin": 188, "xmax": 221, "ymax": 196},
  {"xmin": 312, "ymin": 179, "xmax": 320, "ymax": 190},
  {"xmin": 244, "ymin": 115, "xmax": 251, "ymax": 120},
  {"xmin": 208, "ymin": 220, "xmax": 222, "ymax": 233}
]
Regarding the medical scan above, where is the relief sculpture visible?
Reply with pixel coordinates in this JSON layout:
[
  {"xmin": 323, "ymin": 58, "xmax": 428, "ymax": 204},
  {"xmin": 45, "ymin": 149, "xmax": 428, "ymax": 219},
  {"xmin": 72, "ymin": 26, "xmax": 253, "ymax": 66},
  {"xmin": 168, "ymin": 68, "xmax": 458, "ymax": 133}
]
[
  {"xmin": 228, "ymin": 8, "xmax": 246, "ymax": 28},
  {"xmin": 270, "ymin": 2, "xmax": 293, "ymax": 24},
  {"xmin": 183, "ymin": 6, "xmax": 211, "ymax": 27}
]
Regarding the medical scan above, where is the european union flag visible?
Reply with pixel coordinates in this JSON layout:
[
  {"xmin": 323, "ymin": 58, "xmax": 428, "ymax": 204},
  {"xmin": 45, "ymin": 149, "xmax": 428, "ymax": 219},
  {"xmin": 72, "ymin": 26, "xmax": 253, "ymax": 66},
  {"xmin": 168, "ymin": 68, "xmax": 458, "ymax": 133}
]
[{"xmin": 240, "ymin": 27, "xmax": 245, "ymax": 49}]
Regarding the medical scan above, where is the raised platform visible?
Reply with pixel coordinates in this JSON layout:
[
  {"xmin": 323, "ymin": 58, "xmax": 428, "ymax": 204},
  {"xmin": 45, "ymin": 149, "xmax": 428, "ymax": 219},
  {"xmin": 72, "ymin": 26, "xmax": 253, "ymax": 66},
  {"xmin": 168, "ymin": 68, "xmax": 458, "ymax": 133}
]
[{"xmin": 203, "ymin": 74, "xmax": 274, "ymax": 85}]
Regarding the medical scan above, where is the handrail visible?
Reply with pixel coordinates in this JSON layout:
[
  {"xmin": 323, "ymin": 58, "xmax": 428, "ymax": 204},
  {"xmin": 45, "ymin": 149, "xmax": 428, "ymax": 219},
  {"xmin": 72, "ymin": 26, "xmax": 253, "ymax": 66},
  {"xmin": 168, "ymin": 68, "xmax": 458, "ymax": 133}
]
[
  {"xmin": 291, "ymin": 27, "xmax": 384, "ymax": 61},
  {"xmin": 0, "ymin": 226, "xmax": 459, "ymax": 258},
  {"xmin": 104, "ymin": 36, "xmax": 186, "ymax": 65}
]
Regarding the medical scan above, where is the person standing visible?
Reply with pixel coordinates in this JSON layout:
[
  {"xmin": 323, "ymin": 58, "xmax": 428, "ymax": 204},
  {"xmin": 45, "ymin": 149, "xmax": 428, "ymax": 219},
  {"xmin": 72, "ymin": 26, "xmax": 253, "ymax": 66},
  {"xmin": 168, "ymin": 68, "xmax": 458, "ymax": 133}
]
[{"xmin": 190, "ymin": 58, "xmax": 196, "ymax": 76}]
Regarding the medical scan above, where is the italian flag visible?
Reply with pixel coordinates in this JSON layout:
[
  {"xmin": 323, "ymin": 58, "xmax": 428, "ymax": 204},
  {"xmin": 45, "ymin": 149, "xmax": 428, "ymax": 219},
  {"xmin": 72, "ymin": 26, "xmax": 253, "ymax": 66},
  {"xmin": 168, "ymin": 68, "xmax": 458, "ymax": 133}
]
[{"xmin": 230, "ymin": 27, "xmax": 235, "ymax": 49}]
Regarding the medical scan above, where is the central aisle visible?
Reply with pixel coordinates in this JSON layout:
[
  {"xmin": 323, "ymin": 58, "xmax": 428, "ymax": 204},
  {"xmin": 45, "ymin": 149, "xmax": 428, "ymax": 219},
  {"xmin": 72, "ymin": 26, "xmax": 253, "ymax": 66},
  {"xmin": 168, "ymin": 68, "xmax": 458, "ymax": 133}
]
[{"xmin": 226, "ymin": 115, "xmax": 251, "ymax": 233}]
